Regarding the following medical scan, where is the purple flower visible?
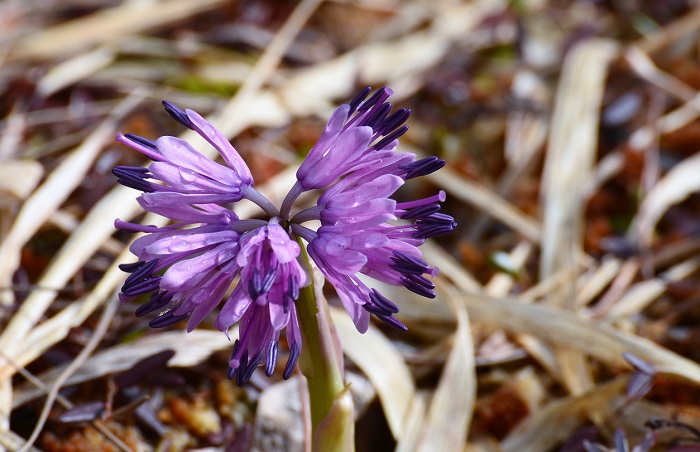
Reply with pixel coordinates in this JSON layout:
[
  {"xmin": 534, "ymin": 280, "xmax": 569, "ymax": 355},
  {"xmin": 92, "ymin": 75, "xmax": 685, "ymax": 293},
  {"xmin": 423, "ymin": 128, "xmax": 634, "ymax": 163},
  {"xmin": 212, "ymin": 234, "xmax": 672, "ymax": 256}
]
[{"xmin": 115, "ymin": 88, "xmax": 454, "ymax": 383}]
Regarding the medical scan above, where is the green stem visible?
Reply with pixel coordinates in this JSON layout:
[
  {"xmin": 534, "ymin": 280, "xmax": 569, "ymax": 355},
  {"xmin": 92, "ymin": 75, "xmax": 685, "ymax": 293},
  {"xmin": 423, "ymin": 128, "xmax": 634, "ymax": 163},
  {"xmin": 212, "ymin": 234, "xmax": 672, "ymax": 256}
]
[{"xmin": 295, "ymin": 239, "xmax": 345, "ymax": 433}]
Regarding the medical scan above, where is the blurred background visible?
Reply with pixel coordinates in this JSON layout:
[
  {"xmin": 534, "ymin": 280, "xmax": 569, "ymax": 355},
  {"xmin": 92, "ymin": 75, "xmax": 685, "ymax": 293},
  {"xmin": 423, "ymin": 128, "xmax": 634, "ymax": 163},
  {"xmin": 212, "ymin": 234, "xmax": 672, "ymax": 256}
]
[{"xmin": 2, "ymin": 0, "xmax": 700, "ymax": 450}]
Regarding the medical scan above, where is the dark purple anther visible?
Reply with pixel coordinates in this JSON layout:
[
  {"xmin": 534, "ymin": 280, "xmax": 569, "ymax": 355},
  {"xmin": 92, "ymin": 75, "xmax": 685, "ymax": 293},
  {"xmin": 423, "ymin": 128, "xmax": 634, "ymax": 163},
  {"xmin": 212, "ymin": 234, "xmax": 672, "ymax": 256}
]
[
  {"xmin": 149, "ymin": 310, "xmax": 189, "ymax": 328},
  {"xmin": 358, "ymin": 87, "xmax": 391, "ymax": 112},
  {"xmin": 415, "ymin": 213, "xmax": 457, "ymax": 238},
  {"xmin": 363, "ymin": 102, "xmax": 392, "ymax": 129},
  {"xmin": 376, "ymin": 314, "xmax": 408, "ymax": 331},
  {"xmin": 124, "ymin": 133, "xmax": 158, "ymax": 151},
  {"xmin": 260, "ymin": 268, "xmax": 278, "ymax": 294},
  {"xmin": 401, "ymin": 274, "xmax": 436, "ymax": 298},
  {"xmin": 113, "ymin": 166, "xmax": 155, "ymax": 193},
  {"xmin": 390, "ymin": 252, "xmax": 430, "ymax": 276},
  {"xmin": 162, "ymin": 101, "xmax": 193, "ymax": 129},
  {"xmin": 400, "ymin": 156, "xmax": 446, "ymax": 179},
  {"xmin": 283, "ymin": 343, "xmax": 300, "ymax": 380},
  {"xmin": 227, "ymin": 340, "xmax": 240, "ymax": 380},
  {"xmin": 239, "ymin": 350, "xmax": 264, "ymax": 386},
  {"xmin": 372, "ymin": 125, "xmax": 408, "ymax": 151},
  {"xmin": 369, "ymin": 289, "xmax": 399, "ymax": 314},
  {"xmin": 398, "ymin": 204, "xmax": 441, "ymax": 220},
  {"xmin": 377, "ymin": 108, "xmax": 410, "ymax": 136},
  {"xmin": 266, "ymin": 341, "xmax": 278, "ymax": 376},
  {"xmin": 348, "ymin": 86, "xmax": 372, "ymax": 115},
  {"xmin": 135, "ymin": 291, "xmax": 174, "ymax": 317},
  {"xmin": 119, "ymin": 261, "xmax": 146, "ymax": 273}
]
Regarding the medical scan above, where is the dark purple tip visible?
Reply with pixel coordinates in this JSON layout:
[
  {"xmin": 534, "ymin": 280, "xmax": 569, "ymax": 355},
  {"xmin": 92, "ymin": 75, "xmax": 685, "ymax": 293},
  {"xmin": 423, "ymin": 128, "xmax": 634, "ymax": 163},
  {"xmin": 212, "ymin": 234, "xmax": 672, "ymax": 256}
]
[
  {"xmin": 398, "ymin": 204, "xmax": 441, "ymax": 220},
  {"xmin": 238, "ymin": 350, "xmax": 264, "ymax": 386},
  {"xmin": 283, "ymin": 343, "xmax": 300, "ymax": 380},
  {"xmin": 358, "ymin": 87, "xmax": 391, "ymax": 112},
  {"xmin": 148, "ymin": 310, "xmax": 189, "ymax": 328},
  {"xmin": 372, "ymin": 125, "xmax": 408, "ymax": 151},
  {"xmin": 122, "ymin": 275, "xmax": 161, "ymax": 297},
  {"xmin": 362, "ymin": 102, "xmax": 391, "ymax": 129},
  {"xmin": 260, "ymin": 268, "xmax": 278, "ymax": 294},
  {"xmin": 266, "ymin": 341, "xmax": 278, "ymax": 377},
  {"xmin": 377, "ymin": 314, "xmax": 408, "ymax": 331},
  {"xmin": 227, "ymin": 340, "xmax": 241, "ymax": 380},
  {"xmin": 284, "ymin": 275, "xmax": 299, "ymax": 314},
  {"xmin": 113, "ymin": 166, "xmax": 154, "ymax": 193},
  {"xmin": 233, "ymin": 349, "xmax": 249, "ymax": 385},
  {"xmin": 162, "ymin": 101, "xmax": 193, "ymax": 129},
  {"xmin": 369, "ymin": 289, "xmax": 399, "ymax": 314},
  {"xmin": 399, "ymin": 156, "xmax": 446, "ymax": 179},
  {"xmin": 121, "ymin": 260, "xmax": 160, "ymax": 296},
  {"xmin": 390, "ymin": 252, "xmax": 430, "ymax": 276},
  {"xmin": 363, "ymin": 302, "xmax": 393, "ymax": 317},
  {"xmin": 119, "ymin": 261, "xmax": 146, "ymax": 273},
  {"xmin": 415, "ymin": 213, "xmax": 457, "ymax": 238},
  {"xmin": 348, "ymin": 87, "xmax": 372, "ymax": 115},
  {"xmin": 124, "ymin": 133, "xmax": 158, "ymax": 151},
  {"xmin": 135, "ymin": 291, "xmax": 173, "ymax": 317},
  {"xmin": 401, "ymin": 274, "xmax": 436, "ymax": 299},
  {"xmin": 377, "ymin": 108, "xmax": 410, "ymax": 136}
]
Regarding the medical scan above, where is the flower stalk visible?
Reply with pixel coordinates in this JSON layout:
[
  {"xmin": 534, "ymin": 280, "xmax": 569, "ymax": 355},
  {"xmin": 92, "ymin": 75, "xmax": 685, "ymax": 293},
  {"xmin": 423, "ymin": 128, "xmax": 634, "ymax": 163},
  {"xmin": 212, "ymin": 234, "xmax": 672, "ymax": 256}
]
[{"xmin": 295, "ymin": 239, "xmax": 352, "ymax": 444}]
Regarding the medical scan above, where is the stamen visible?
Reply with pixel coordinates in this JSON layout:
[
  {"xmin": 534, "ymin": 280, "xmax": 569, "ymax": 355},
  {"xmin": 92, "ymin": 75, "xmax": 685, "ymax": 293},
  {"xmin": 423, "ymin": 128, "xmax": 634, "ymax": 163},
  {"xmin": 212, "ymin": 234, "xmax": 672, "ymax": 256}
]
[
  {"xmin": 369, "ymin": 289, "xmax": 399, "ymax": 313},
  {"xmin": 358, "ymin": 87, "xmax": 391, "ymax": 112},
  {"xmin": 162, "ymin": 101, "xmax": 194, "ymax": 129},
  {"xmin": 149, "ymin": 310, "xmax": 190, "ymax": 328},
  {"xmin": 135, "ymin": 291, "xmax": 173, "ymax": 317},
  {"xmin": 377, "ymin": 314, "xmax": 408, "ymax": 331},
  {"xmin": 396, "ymin": 191, "xmax": 446, "ymax": 210},
  {"xmin": 124, "ymin": 133, "xmax": 158, "ymax": 151},
  {"xmin": 415, "ymin": 213, "xmax": 457, "ymax": 238},
  {"xmin": 247, "ymin": 277, "xmax": 259, "ymax": 300},
  {"xmin": 119, "ymin": 261, "xmax": 146, "ymax": 273},
  {"xmin": 401, "ymin": 274, "xmax": 436, "ymax": 298},
  {"xmin": 260, "ymin": 268, "xmax": 278, "ymax": 294},
  {"xmin": 112, "ymin": 166, "xmax": 154, "ymax": 192},
  {"xmin": 227, "ymin": 341, "xmax": 241, "ymax": 380},
  {"xmin": 347, "ymin": 86, "xmax": 372, "ymax": 115},
  {"xmin": 363, "ymin": 102, "xmax": 391, "ymax": 129},
  {"xmin": 389, "ymin": 252, "xmax": 429, "ymax": 276},
  {"xmin": 235, "ymin": 350, "xmax": 249, "ymax": 386},
  {"xmin": 283, "ymin": 343, "xmax": 300, "ymax": 379},
  {"xmin": 363, "ymin": 303, "xmax": 392, "ymax": 317},
  {"xmin": 377, "ymin": 108, "xmax": 410, "ymax": 135},
  {"xmin": 397, "ymin": 204, "xmax": 440, "ymax": 220},
  {"xmin": 399, "ymin": 156, "xmax": 446, "ymax": 179},
  {"xmin": 372, "ymin": 125, "xmax": 408, "ymax": 151},
  {"xmin": 239, "ymin": 350, "xmax": 264, "ymax": 385},
  {"xmin": 266, "ymin": 341, "xmax": 279, "ymax": 376}
]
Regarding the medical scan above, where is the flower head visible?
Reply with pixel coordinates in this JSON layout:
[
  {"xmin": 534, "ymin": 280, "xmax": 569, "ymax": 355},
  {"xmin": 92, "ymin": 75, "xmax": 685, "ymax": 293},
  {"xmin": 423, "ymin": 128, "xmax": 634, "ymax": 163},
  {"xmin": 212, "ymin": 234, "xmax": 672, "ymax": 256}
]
[{"xmin": 115, "ymin": 88, "xmax": 455, "ymax": 383}]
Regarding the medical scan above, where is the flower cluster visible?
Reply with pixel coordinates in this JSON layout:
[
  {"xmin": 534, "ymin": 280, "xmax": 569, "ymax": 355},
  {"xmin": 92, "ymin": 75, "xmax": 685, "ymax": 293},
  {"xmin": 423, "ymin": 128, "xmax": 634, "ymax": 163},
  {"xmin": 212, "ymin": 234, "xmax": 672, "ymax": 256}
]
[{"xmin": 115, "ymin": 87, "xmax": 455, "ymax": 384}]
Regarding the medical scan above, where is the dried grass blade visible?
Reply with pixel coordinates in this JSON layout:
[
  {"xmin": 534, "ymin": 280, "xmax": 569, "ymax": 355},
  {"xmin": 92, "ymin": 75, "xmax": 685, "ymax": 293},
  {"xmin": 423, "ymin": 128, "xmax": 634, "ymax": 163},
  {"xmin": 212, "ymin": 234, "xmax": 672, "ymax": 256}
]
[
  {"xmin": 502, "ymin": 379, "xmax": 627, "ymax": 451},
  {"xmin": 330, "ymin": 307, "xmax": 416, "ymax": 441},
  {"xmin": 0, "ymin": 91, "xmax": 145, "ymax": 308},
  {"xmin": 425, "ymin": 164, "xmax": 542, "ymax": 244},
  {"xmin": 540, "ymin": 38, "xmax": 619, "ymax": 395},
  {"xmin": 459, "ymin": 291, "xmax": 700, "ymax": 385},
  {"xmin": 416, "ymin": 282, "xmax": 475, "ymax": 451},
  {"xmin": 629, "ymin": 152, "xmax": 700, "ymax": 245},
  {"xmin": 9, "ymin": 0, "xmax": 227, "ymax": 60},
  {"xmin": 12, "ymin": 330, "xmax": 232, "ymax": 408}
]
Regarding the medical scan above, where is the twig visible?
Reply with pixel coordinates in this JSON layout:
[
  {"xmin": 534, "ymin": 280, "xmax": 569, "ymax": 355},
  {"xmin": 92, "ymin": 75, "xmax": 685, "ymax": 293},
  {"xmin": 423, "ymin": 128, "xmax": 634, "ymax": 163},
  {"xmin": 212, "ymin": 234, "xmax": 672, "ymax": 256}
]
[{"xmin": 19, "ymin": 293, "xmax": 129, "ymax": 452}]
